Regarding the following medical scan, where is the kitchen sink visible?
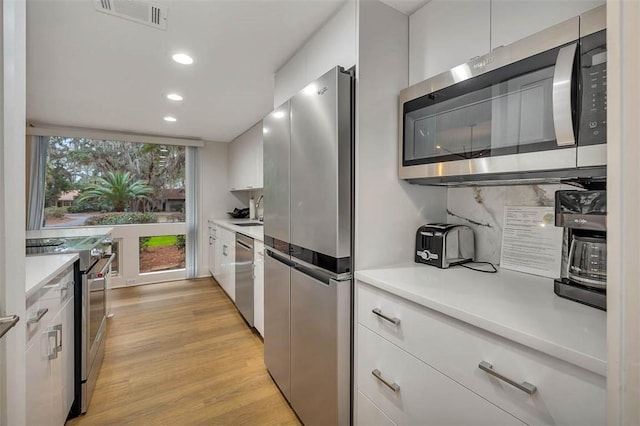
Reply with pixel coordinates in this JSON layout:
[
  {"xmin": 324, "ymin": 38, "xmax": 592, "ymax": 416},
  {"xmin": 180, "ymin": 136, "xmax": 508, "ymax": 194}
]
[{"xmin": 234, "ymin": 222, "xmax": 263, "ymax": 227}]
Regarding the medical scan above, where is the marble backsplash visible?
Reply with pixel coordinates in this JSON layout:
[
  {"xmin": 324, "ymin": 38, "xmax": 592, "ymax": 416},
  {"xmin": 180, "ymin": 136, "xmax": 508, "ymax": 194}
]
[{"xmin": 447, "ymin": 184, "xmax": 574, "ymax": 264}]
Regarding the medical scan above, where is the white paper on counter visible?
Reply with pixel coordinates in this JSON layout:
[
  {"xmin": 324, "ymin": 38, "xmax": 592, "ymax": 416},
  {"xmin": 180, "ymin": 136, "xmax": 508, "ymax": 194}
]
[{"xmin": 500, "ymin": 206, "xmax": 563, "ymax": 278}]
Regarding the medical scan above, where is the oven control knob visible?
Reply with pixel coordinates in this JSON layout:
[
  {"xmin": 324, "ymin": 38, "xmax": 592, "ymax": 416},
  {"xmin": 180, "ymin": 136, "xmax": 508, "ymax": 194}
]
[{"xmin": 91, "ymin": 248, "xmax": 104, "ymax": 257}]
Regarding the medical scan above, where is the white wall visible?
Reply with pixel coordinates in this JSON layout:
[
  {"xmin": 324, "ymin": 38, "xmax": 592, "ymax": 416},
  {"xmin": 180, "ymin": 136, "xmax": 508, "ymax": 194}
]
[
  {"xmin": 0, "ymin": 0, "xmax": 27, "ymax": 424},
  {"xmin": 606, "ymin": 1, "xmax": 640, "ymax": 423},
  {"xmin": 355, "ymin": 0, "xmax": 447, "ymax": 270},
  {"xmin": 274, "ymin": 0, "xmax": 357, "ymax": 107},
  {"xmin": 198, "ymin": 141, "xmax": 238, "ymax": 277}
]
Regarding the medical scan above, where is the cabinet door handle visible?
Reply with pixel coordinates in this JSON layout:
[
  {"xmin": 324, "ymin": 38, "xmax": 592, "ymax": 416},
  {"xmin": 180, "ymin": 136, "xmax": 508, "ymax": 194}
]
[
  {"xmin": 223, "ymin": 245, "xmax": 228, "ymax": 256},
  {"xmin": 372, "ymin": 308, "xmax": 400, "ymax": 325},
  {"xmin": 27, "ymin": 308, "xmax": 48, "ymax": 325},
  {"xmin": 54, "ymin": 324, "xmax": 63, "ymax": 352},
  {"xmin": 372, "ymin": 369, "xmax": 400, "ymax": 392},
  {"xmin": 478, "ymin": 361, "xmax": 537, "ymax": 395},
  {"xmin": 47, "ymin": 330, "xmax": 58, "ymax": 360}
]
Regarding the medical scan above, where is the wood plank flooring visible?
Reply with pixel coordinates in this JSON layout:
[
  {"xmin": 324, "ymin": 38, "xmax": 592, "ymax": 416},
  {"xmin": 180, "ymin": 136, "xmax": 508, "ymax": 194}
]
[{"xmin": 68, "ymin": 278, "xmax": 300, "ymax": 425}]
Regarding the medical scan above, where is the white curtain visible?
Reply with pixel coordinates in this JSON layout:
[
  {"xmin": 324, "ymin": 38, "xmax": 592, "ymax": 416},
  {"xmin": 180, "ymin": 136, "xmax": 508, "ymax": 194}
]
[
  {"xmin": 26, "ymin": 136, "xmax": 48, "ymax": 230},
  {"xmin": 185, "ymin": 146, "xmax": 199, "ymax": 278}
]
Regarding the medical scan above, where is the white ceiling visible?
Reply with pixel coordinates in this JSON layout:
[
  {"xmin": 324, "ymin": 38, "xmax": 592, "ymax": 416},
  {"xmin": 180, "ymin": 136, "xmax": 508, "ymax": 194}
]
[
  {"xmin": 26, "ymin": 0, "xmax": 347, "ymax": 142},
  {"xmin": 381, "ymin": 0, "xmax": 429, "ymax": 15}
]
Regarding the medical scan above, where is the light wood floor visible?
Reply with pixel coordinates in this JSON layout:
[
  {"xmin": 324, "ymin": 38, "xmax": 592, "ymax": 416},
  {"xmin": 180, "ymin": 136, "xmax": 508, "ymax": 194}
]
[{"xmin": 68, "ymin": 278, "xmax": 300, "ymax": 425}]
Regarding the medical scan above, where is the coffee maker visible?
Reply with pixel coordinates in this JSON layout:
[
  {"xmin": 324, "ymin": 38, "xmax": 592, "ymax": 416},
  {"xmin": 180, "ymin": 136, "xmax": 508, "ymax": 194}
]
[{"xmin": 554, "ymin": 190, "xmax": 607, "ymax": 310}]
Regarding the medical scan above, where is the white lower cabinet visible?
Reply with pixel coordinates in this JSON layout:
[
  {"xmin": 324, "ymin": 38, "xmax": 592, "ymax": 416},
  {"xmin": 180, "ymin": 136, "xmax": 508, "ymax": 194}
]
[
  {"xmin": 26, "ymin": 266, "xmax": 75, "ymax": 426},
  {"xmin": 207, "ymin": 221, "xmax": 219, "ymax": 277},
  {"xmin": 355, "ymin": 281, "xmax": 606, "ymax": 426},
  {"xmin": 358, "ymin": 325, "xmax": 524, "ymax": 425},
  {"xmin": 215, "ymin": 226, "xmax": 236, "ymax": 301}
]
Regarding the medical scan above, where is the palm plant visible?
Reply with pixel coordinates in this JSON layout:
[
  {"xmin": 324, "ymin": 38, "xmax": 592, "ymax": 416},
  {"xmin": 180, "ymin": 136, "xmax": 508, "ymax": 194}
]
[{"xmin": 78, "ymin": 171, "xmax": 153, "ymax": 212}]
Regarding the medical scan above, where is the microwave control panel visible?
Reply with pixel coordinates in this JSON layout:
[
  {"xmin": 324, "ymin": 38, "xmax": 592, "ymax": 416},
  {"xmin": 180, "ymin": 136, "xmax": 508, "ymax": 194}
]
[{"xmin": 579, "ymin": 30, "xmax": 607, "ymax": 146}]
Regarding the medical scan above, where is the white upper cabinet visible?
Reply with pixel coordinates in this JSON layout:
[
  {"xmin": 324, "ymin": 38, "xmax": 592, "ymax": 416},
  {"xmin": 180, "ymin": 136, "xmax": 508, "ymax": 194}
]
[
  {"xmin": 409, "ymin": 0, "xmax": 490, "ymax": 85},
  {"xmin": 491, "ymin": 0, "xmax": 605, "ymax": 50},
  {"xmin": 229, "ymin": 121, "xmax": 263, "ymax": 191}
]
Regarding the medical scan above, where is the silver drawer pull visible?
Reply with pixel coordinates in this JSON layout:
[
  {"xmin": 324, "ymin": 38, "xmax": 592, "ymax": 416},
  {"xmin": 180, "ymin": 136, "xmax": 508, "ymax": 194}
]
[
  {"xmin": 47, "ymin": 330, "xmax": 58, "ymax": 360},
  {"xmin": 372, "ymin": 308, "xmax": 400, "ymax": 326},
  {"xmin": 27, "ymin": 308, "xmax": 48, "ymax": 325},
  {"xmin": 54, "ymin": 324, "xmax": 63, "ymax": 352},
  {"xmin": 372, "ymin": 369, "xmax": 400, "ymax": 392},
  {"xmin": 478, "ymin": 361, "xmax": 537, "ymax": 395}
]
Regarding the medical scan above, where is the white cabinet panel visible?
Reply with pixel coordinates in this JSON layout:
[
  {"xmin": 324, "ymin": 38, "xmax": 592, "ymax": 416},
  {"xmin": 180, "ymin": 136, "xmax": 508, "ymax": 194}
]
[
  {"xmin": 409, "ymin": 0, "xmax": 490, "ymax": 85},
  {"xmin": 357, "ymin": 282, "xmax": 606, "ymax": 426},
  {"xmin": 26, "ymin": 327, "xmax": 53, "ymax": 426},
  {"xmin": 253, "ymin": 240, "xmax": 265, "ymax": 337},
  {"xmin": 357, "ymin": 325, "xmax": 524, "ymax": 426},
  {"xmin": 491, "ymin": 0, "xmax": 605, "ymax": 49},
  {"xmin": 217, "ymin": 227, "xmax": 236, "ymax": 302},
  {"xmin": 60, "ymin": 295, "xmax": 75, "ymax": 422},
  {"xmin": 356, "ymin": 391, "xmax": 396, "ymax": 426},
  {"xmin": 208, "ymin": 221, "xmax": 217, "ymax": 276},
  {"xmin": 229, "ymin": 121, "xmax": 263, "ymax": 191}
]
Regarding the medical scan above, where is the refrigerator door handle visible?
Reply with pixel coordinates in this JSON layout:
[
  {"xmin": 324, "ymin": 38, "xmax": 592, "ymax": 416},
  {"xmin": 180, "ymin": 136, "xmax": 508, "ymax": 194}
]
[
  {"xmin": 292, "ymin": 263, "xmax": 331, "ymax": 286},
  {"xmin": 266, "ymin": 248, "xmax": 295, "ymax": 267}
]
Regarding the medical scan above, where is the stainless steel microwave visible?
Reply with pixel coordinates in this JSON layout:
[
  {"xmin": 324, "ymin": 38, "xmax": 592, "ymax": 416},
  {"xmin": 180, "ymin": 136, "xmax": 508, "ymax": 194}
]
[{"xmin": 399, "ymin": 5, "xmax": 606, "ymax": 185}]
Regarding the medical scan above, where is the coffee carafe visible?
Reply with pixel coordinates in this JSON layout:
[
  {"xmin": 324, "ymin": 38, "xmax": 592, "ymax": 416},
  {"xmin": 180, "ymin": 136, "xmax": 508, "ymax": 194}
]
[{"xmin": 554, "ymin": 190, "xmax": 607, "ymax": 310}]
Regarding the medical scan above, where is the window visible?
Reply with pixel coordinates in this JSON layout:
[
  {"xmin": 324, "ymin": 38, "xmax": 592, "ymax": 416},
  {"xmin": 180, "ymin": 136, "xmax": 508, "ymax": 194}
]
[{"xmin": 43, "ymin": 137, "xmax": 185, "ymax": 228}]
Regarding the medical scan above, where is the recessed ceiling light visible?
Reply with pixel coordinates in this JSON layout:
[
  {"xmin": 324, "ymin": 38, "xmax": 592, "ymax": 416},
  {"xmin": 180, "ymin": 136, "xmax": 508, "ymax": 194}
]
[
  {"xmin": 273, "ymin": 111, "xmax": 285, "ymax": 119},
  {"xmin": 167, "ymin": 93, "xmax": 183, "ymax": 101},
  {"xmin": 172, "ymin": 53, "xmax": 194, "ymax": 65},
  {"xmin": 164, "ymin": 116, "xmax": 177, "ymax": 122},
  {"xmin": 263, "ymin": 127, "xmax": 270, "ymax": 134}
]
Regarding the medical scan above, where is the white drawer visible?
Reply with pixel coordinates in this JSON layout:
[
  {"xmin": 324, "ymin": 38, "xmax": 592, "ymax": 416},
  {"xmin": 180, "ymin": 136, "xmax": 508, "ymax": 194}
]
[
  {"xmin": 357, "ymin": 325, "xmax": 524, "ymax": 426},
  {"xmin": 26, "ymin": 267, "xmax": 74, "ymax": 347},
  {"xmin": 357, "ymin": 281, "xmax": 606, "ymax": 426},
  {"xmin": 356, "ymin": 390, "xmax": 396, "ymax": 426}
]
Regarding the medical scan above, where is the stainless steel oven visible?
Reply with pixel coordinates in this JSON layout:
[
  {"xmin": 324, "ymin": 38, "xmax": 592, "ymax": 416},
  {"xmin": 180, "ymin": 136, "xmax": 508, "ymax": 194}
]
[
  {"xmin": 82, "ymin": 253, "xmax": 114, "ymax": 413},
  {"xmin": 399, "ymin": 5, "xmax": 606, "ymax": 185}
]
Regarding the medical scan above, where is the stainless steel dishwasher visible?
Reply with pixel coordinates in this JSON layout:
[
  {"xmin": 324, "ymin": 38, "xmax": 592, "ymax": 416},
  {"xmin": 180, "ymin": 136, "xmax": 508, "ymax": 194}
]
[{"xmin": 235, "ymin": 233, "xmax": 254, "ymax": 326}]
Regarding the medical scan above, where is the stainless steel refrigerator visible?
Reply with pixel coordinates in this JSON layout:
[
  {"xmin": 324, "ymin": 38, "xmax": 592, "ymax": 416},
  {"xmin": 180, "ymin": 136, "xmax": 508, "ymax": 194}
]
[{"xmin": 263, "ymin": 66, "xmax": 353, "ymax": 426}]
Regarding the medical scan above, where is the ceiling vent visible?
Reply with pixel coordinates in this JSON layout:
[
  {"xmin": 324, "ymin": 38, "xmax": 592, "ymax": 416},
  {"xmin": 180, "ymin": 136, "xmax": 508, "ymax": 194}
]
[{"xmin": 94, "ymin": 0, "xmax": 168, "ymax": 30}]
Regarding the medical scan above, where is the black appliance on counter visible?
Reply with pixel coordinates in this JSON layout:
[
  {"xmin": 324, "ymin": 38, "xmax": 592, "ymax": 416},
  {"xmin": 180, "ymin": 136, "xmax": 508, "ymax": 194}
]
[
  {"xmin": 415, "ymin": 224, "xmax": 475, "ymax": 268},
  {"xmin": 554, "ymin": 190, "xmax": 606, "ymax": 310},
  {"xmin": 26, "ymin": 234, "xmax": 115, "ymax": 417}
]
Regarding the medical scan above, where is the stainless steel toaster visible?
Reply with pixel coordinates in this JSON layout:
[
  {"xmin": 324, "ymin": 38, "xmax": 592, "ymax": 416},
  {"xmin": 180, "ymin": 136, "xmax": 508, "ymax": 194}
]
[{"xmin": 415, "ymin": 224, "xmax": 475, "ymax": 268}]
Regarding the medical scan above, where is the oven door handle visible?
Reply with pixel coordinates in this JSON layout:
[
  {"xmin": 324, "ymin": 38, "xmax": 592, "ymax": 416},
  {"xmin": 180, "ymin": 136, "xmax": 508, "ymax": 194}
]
[
  {"xmin": 552, "ymin": 42, "xmax": 578, "ymax": 147},
  {"xmin": 99, "ymin": 253, "xmax": 116, "ymax": 275},
  {"xmin": 89, "ymin": 253, "xmax": 116, "ymax": 279}
]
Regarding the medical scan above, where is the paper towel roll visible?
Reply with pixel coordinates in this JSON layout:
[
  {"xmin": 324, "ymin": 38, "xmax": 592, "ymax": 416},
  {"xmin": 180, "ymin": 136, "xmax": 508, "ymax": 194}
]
[{"xmin": 249, "ymin": 198, "xmax": 256, "ymax": 219}]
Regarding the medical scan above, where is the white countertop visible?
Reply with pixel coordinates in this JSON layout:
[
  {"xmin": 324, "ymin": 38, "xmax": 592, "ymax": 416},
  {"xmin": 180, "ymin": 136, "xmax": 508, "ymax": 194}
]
[
  {"xmin": 355, "ymin": 264, "xmax": 607, "ymax": 376},
  {"xmin": 26, "ymin": 253, "xmax": 79, "ymax": 297},
  {"xmin": 211, "ymin": 218, "xmax": 264, "ymax": 241},
  {"xmin": 26, "ymin": 227, "xmax": 114, "ymax": 239}
]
